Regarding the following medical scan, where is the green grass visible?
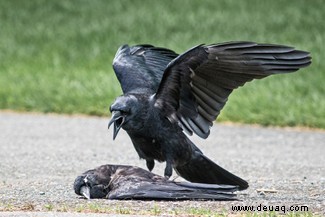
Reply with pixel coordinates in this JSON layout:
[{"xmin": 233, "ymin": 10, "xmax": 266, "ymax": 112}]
[{"xmin": 0, "ymin": 0, "xmax": 324, "ymax": 128}]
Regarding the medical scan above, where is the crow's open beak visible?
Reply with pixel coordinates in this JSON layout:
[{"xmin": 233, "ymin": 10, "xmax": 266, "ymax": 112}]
[{"xmin": 108, "ymin": 111, "xmax": 126, "ymax": 140}]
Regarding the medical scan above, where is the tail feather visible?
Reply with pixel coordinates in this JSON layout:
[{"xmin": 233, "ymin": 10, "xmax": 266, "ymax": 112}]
[{"xmin": 174, "ymin": 153, "xmax": 249, "ymax": 190}]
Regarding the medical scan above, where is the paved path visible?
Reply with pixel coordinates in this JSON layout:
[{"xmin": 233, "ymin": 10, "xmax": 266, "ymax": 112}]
[{"xmin": 0, "ymin": 112, "xmax": 324, "ymax": 216}]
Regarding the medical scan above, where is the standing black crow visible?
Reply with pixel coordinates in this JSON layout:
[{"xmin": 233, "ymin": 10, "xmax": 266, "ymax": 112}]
[
  {"xmin": 74, "ymin": 164, "xmax": 237, "ymax": 200},
  {"xmin": 108, "ymin": 42, "xmax": 311, "ymax": 190}
]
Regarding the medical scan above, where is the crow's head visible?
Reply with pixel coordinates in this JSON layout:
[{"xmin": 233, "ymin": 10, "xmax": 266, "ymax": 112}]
[{"xmin": 108, "ymin": 94, "xmax": 141, "ymax": 140}]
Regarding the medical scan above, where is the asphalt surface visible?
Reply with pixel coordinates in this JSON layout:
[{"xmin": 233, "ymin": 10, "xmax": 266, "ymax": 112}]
[{"xmin": 0, "ymin": 112, "xmax": 324, "ymax": 216}]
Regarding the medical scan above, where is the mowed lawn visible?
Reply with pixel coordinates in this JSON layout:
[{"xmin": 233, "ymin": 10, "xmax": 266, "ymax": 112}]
[{"xmin": 0, "ymin": 0, "xmax": 324, "ymax": 128}]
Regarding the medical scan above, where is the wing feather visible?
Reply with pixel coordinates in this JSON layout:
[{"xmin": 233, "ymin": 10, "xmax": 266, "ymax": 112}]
[
  {"xmin": 109, "ymin": 180, "xmax": 236, "ymax": 200},
  {"xmin": 112, "ymin": 44, "xmax": 178, "ymax": 94},
  {"xmin": 154, "ymin": 42, "xmax": 311, "ymax": 138}
]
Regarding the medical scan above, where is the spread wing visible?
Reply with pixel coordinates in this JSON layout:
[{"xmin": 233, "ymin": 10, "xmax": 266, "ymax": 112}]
[
  {"xmin": 154, "ymin": 41, "xmax": 311, "ymax": 138},
  {"xmin": 112, "ymin": 44, "xmax": 178, "ymax": 94}
]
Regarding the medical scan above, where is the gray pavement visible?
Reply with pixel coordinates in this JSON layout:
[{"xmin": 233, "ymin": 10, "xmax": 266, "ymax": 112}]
[{"xmin": 0, "ymin": 112, "xmax": 324, "ymax": 216}]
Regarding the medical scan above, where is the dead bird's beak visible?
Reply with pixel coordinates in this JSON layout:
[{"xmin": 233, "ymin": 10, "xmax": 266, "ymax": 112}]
[
  {"xmin": 108, "ymin": 111, "xmax": 126, "ymax": 140},
  {"xmin": 80, "ymin": 186, "xmax": 90, "ymax": 199}
]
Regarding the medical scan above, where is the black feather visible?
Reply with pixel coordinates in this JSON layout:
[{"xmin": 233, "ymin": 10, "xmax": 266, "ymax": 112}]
[
  {"xmin": 154, "ymin": 42, "xmax": 311, "ymax": 138},
  {"xmin": 113, "ymin": 44, "xmax": 178, "ymax": 94}
]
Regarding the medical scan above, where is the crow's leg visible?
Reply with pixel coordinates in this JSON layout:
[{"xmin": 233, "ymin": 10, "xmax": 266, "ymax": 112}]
[
  {"xmin": 146, "ymin": 159, "xmax": 155, "ymax": 171},
  {"xmin": 164, "ymin": 158, "xmax": 173, "ymax": 178}
]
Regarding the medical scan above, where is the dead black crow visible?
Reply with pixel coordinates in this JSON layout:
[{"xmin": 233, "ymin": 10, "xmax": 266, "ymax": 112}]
[
  {"xmin": 108, "ymin": 42, "xmax": 311, "ymax": 190},
  {"xmin": 74, "ymin": 164, "xmax": 238, "ymax": 200}
]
